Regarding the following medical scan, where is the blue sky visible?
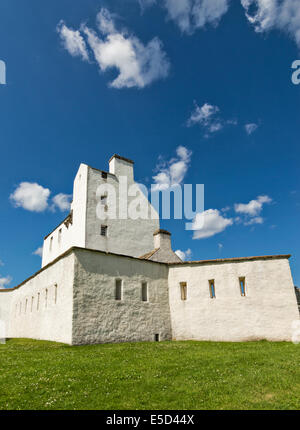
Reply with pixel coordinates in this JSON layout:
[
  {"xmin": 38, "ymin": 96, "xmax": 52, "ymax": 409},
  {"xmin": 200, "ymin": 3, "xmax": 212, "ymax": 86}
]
[{"xmin": 0, "ymin": 0, "xmax": 300, "ymax": 287}]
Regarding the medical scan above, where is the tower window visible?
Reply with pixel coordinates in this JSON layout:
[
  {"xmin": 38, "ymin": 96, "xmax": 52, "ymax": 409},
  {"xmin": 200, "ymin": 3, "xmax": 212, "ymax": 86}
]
[
  {"xmin": 142, "ymin": 282, "xmax": 148, "ymax": 302},
  {"xmin": 101, "ymin": 225, "xmax": 108, "ymax": 237},
  {"xmin": 58, "ymin": 229, "xmax": 62, "ymax": 244},
  {"xmin": 209, "ymin": 280, "xmax": 216, "ymax": 298},
  {"xmin": 180, "ymin": 282, "xmax": 187, "ymax": 301},
  {"xmin": 239, "ymin": 277, "xmax": 246, "ymax": 296},
  {"xmin": 101, "ymin": 171, "xmax": 107, "ymax": 179},
  {"xmin": 49, "ymin": 237, "xmax": 53, "ymax": 251},
  {"xmin": 115, "ymin": 279, "xmax": 122, "ymax": 300},
  {"xmin": 100, "ymin": 194, "xmax": 108, "ymax": 205}
]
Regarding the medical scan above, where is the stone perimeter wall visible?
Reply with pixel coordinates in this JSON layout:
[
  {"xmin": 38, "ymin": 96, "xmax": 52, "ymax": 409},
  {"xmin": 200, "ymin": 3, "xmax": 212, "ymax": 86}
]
[
  {"xmin": 168, "ymin": 257, "xmax": 299, "ymax": 342},
  {"xmin": 72, "ymin": 249, "xmax": 172, "ymax": 345},
  {"xmin": 0, "ymin": 250, "xmax": 299, "ymax": 345},
  {"xmin": 0, "ymin": 252, "xmax": 75, "ymax": 344}
]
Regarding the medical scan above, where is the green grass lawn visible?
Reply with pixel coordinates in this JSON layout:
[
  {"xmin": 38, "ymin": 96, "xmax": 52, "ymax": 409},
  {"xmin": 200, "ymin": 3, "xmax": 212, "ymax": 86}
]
[{"xmin": 0, "ymin": 338, "xmax": 299, "ymax": 410}]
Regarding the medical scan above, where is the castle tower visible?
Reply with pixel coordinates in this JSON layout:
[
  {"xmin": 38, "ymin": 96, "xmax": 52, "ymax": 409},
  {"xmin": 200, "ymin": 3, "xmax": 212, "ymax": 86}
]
[{"xmin": 41, "ymin": 155, "xmax": 160, "ymax": 267}]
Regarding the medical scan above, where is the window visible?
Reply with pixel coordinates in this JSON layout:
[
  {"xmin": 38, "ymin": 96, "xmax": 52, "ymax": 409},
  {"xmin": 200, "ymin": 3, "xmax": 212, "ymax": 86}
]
[
  {"xmin": 101, "ymin": 225, "xmax": 108, "ymax": 237},
  {"xmin": 37, "ymin": 293, "xmax": 40, "ymax": 311},
  {"xmin": 58, "ymin": 229, "xmax": 62, "ymax": 244},
  {"xmin": 54, "ymin": 283, "xmax": 58, "ymax": 304},
  {"xmin": 142, "ymin": 282, "xmax": 148, "ymax": 302},
  {"xmin": 25, "ymin": 299, "xmax": 28, "ymax": 314},
  {"xmin": 180, "ymin": 282, "xmax": 187, "ymax": 301},
  {"xmin": 31, "ymin": 297, "xmax": 34, "ymax": 312},
  {"xmin": 155, "ymin": 334, "xmax": 160, "ymax": 342},
  {"xmin": 115, "ymin": 279, "xmax": 122, "ymax": 300},
  {"xmin": 100, "ymin": 194, "xmax": 108, "ymax": 205},
  {"xmin": 101, "ymin": 171, "xmax": 107, "ymax": 179},
  {"xmin": 239, "ymin": 277, "xmax": 246, "ymax": 296},
  {"xmin": 209, "ymin": 280, "xmax": 216, "ymax": 298},
  {"xmin": 45, "ymin": 289, "xmax": 48, "ymax": 308},
  {"xmin": 49, "ymin": 236, "xmax": 53, "ymax": 251}
]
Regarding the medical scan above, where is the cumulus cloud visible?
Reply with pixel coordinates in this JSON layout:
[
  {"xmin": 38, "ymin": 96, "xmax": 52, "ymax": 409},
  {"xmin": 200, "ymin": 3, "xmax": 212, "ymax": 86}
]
[
  {"xmin": 52, "ymin": 193, "xmax": 72, "ymax": 212},
  {"xmin": 60, "ymin": 8, "xmax": 170, "ymax": 89},
  {"xmin": 245, "ymin": 123, "xmax": 259, "ymax": 135},
  {"xmin": 10, "ymin": 183, "xmax": 71, "ymax": 213},
  {"xmin": 141, "ymin": 0, "xmax": 230, "ymax": 34},
  {"xmin": 33, "ymin": 247, "xmax": 43, "ymax": 258},
  {"xmin": 234, "ymin": 195, "xmax": 272, "ymax": 216},
  {"xmin": 0, "ymin": 275, "xmax": 12, "ymax": 289},
  {"xmin": 175, "ymin": 248, "xmax": 192, "ymax": 261},
  {"xmin": 10, "ymin": 182, "xmax": 51, "ymax": 212},
  {"xmin": 152, "ymin": 145, "xmax": 192, "ymax": 191},
  {"xmin": 192, "ymin": 209, "xmax": 233, "ymax": 239},
  {"xmin": 57, "ymin": 21, "xmax": 89, "ymax": 61},
  {"xmin": 241, "ymin": 0, "xmax": 300, "ymax": 48},
  {"xmin": 187, "ymin": 102, "xmax": 237, "ymax": 137}
]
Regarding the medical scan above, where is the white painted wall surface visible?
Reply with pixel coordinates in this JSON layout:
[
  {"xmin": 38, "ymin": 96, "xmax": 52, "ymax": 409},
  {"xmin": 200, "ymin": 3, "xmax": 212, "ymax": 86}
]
[
  {"xmin": 168, "ymin": 257, "xmax": 299, "ymax": 342},
  {"xmin": 85, "ymin": 162, "xmax": 160, "ymax": 258},
  {"xmin": 72, "ymin": 249, "xmax": 172, "ymax": 345},
  {"xmin": 8, "ymin": 252, "xmax": 75, "ymax": 344},
  {"xmin": 42, "ymin": 164, "xmax": 88, "ymax": 268}
]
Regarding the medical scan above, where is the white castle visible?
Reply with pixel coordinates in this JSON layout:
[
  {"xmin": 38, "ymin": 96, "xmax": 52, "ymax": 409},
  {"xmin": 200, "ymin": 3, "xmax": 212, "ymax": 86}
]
[{"xmin": 0, "ymin": 155, "xmax": 299, "ymax": 344}]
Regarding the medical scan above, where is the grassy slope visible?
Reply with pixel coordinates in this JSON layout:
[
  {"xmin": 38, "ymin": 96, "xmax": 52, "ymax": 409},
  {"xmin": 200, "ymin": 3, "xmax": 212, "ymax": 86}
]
[{"xmin": 0, "ymin": 339, "xmax": 299, "ymax": 410}]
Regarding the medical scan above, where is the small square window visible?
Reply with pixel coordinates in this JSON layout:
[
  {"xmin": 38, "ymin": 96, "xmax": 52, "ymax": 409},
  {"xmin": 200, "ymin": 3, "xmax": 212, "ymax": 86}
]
[
  {"xmin": 180, "ymin": 282, "xmax": 187, "ymax": 301},
  {"xmin": 209, "ymin": 280, "xmax": 216, "ymax": 298},
  {"xmin": 101, "ymin": 225, "xmax": 108, "ymax": 237},
  {"xmin": 101, "ymin": 171, "xmax": 107, "ymax": 179}
]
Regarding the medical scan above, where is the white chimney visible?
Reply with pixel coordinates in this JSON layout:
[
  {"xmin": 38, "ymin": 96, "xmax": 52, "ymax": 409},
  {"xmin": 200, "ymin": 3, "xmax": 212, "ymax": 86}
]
[
  {"xmin": 153, "ymin": 229, "xmax": 172, "ymax": 250},
  {"xmin": 109, "ymin": 154, "xmax": 134, "ymax": 181}
]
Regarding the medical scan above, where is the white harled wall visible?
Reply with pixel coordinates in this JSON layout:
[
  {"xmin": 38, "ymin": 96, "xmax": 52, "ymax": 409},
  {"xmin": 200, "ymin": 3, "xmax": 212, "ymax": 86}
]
[
  {"xmin": 42, "ymin": 156, "xmax": 160, "ymax": 267},
  {"xmin": 168, "ymin": 257, "xmax": 299, "ymax": 342},
  {"xmin": 85, "ymin": 159, "xmax": 160, "ymax": 258},
  {"xmin": 42, "ymin": 164, "xmax": 88, "ymax": 268},
  {"xmin": 7, "ymin": 252, "xmax": 75, "ymax": 344},
  {"xmin": 72, "ymin": 249, "xmax": 172, "ymax": 345}
]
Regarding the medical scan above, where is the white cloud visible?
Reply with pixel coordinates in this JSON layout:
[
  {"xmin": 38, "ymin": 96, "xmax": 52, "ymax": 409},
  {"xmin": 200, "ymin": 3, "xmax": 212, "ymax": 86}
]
[
  {"xmin": 218, "ymin": 243, "xmax": 223, "ymax": 250},
  {"xmin": 152, "ymin": 145, "xmax": 192, "ymax": 191},
  {"xmin": 187, "ymin": 102, "xmax": 237, "ymax": 137},
  {"xmin": 10, "ymin": 182, "xmax": 51, "ymax": 212},
  {"xmin": 10, "ymin": 183, "xmax": 71, "ymax": 213},
  {"xmin": 0, "ymin": 260, "xmax": 3, "ymax": 267},
  {"xmin": 245, "ymin": 123, "xmax": 259, "ymax": 135},
  {"xmin": 175, "ymin": 248, "xmax": 192, "ymax": 261},
  {"xmin": 243, "ymin": 216, "xmax": 264, "ymax": 225},
  {"xmin": 52, "ymin": 193, "xmax": 72, "ymax": 212},
  {"xmin": 241, "ymin": 0, "xmax": 300, "ymax": 48},
  {"xmin": 57, "ymin": 21, "xmax": 89, "ymax": 61},
  {"xmin": 60, "ymin": 8, "xmax": 170, "ymax": 89},
  {"xmin": 192, "ymin": 209, "xmax": 233, "ymax": 239},
  {"xmin": 0, "ymin": 275, "xmax": 12, "ymax": 289},
  {"xmin": 163, "ymin": 0, "xmax": 229, "ymax": 34},
  {"xmin": 33, "ymin": 247, "xmax": 43, "ymax": 258},
  {"xmin": 234, "ymin": 195, "xmax": 272, "ymax": 216}
]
